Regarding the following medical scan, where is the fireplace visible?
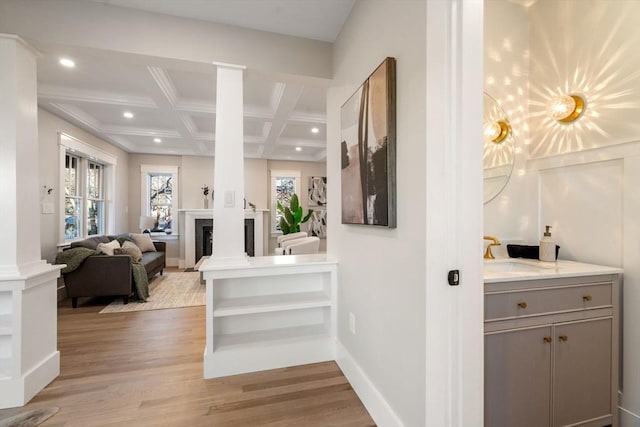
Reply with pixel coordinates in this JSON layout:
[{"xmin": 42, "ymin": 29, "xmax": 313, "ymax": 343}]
[
  {"xmin": 180, "ymin": 209, "xmax": 264, "ymax": 268},
  {"xmin": 194, "ymin": 218, "xmax": 255, "ymax": 264}
]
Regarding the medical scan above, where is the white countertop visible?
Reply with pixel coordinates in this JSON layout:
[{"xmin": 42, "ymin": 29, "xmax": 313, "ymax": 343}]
[
  {"xmin": 484, "ymin": 258, "xmax": 622, "ymax": 283},
  {"xmin": 199, "ymin": 254, "xmax": 337, "ymax": 279}
]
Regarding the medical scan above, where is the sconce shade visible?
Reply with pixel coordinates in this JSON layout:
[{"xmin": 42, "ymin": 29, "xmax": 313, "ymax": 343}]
[
  {"xmin": 548, "ymin": 94, "xmax": 585, "ymax": 123},
  {"xmin": 139, "ymin": 215, "xmax": 156, "ymax": 232},
  {"xmin": 483, "ymin": 120, "xmax": 510, "ymax": 144}
]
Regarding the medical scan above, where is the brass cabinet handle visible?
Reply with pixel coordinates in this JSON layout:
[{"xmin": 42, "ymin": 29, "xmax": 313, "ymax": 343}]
[
  {"xmin": 559, "ymin": 335, "xmax": 568, "ymax": 342},
  {"xmin": 583, "ymin": 295, "xmax": 592, "ymax": 302},
  {"xmin": 543, "ymin": 336, "xmax": 552, "ymax": 343},
  {"xmin": 517, "ymin": 302, "xmax": 527, "ymax": 309}
]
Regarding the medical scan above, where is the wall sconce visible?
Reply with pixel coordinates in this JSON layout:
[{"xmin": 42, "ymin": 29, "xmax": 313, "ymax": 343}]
[
  {"xmin": 483, "ymin": 120, "xmax": 510, "ymax": 144},
  {"xmin": 548, "ymin": 94, "xmax": 585, "ymax": 123}
]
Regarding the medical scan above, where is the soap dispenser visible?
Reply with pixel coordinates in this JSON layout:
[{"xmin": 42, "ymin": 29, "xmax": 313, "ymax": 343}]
[{"xmin": 539, "ymin": 225, "xmax": 556, "ymax": 262}]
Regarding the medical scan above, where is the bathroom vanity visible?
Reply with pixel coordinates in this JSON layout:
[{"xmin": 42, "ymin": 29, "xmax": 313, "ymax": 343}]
[{"xmin": 484, "ymin": 259, "xmax": 622, "ymax": 427}]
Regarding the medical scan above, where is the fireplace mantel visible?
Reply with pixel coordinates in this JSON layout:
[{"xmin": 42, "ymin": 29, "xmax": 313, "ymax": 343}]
[{"xmin": 179, "ymin": 209, "xmax": 267, "ymax": 268}]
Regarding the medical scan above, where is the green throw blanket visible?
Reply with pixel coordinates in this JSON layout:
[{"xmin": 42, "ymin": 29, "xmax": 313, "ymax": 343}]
[{"xmin": 55, "ymin": 248, "xmax": 149, "ymax": 302}]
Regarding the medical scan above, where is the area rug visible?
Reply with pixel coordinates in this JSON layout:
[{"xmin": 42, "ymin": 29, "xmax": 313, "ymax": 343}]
[
  {"xmin": 0, "ymin": 407, "xmax": 59, "ymax": 427},
  {"xmin": 99, "ymin": 271, "xmax": 204, "ymax": 314}
]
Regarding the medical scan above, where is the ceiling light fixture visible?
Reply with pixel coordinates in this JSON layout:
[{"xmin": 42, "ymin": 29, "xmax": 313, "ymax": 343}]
[
  {"xmin": 153, "ymin": 138, "xmax": 162, "ymax": 143},
  {"xmin": 311, "ymin": 127, "xmax": 319, "ymax": 134},
  {"xmin": 296, "ymin": 147, "xmax": 302, "ymax": 151},
  {"xmin": 123, "ymin": 111, "xmax": 134, "ymax": 119},
  {"xmin": 483, "ymin": 120, "xmax": 510, "ymax": 144},
  {"xmin": 548, "ymin": 94, "xmax": 585, "ymax": 123},
  {"xmin": 59, "ymin": 58, "xmax": 75, "ymax": 68}
]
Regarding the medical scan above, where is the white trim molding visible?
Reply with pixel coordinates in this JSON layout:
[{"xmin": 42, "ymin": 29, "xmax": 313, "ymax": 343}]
[{"xmin": 336, "ymin": 342, "xmax": 405, "ymax": 427}]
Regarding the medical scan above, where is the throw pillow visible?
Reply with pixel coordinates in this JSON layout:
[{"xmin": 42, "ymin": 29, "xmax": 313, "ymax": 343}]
[
  {"xmin": 114, "ymin": 241, "xmax": 143, "ymax": 262},
  {"xmin": 96, "ymin": 239, "xmax": 121, "ymax": 256},
  {"xmin": 131, "ymin": 233, "xmax": 157, "ymax": 253},
  {"xmin": 116, "ymin": 234, "xmax": 135, "ymax": 246}
]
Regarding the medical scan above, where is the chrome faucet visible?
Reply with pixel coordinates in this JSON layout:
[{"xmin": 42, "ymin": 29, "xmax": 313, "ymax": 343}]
[{"xmin": 483, "ymin": 235, "xmax": 501, "ymax": 259}]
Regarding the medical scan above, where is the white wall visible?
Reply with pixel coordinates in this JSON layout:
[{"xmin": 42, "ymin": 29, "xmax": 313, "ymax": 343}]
[
  {"xmin": 38, "ymin": 108, "xmax": 129, "ymax": 263},
  {"xmin": 328, "ymin": 1, "xmax": 426, "ymax": 425},
  {"xmin": 483, "ymin": 0, "xmax": 537, "ymax": 247},
  {"xmin": 529, "ymin": 0, "xmax": 640, "ymax": 158},
  {"xmin": 524, "ymin": 1, "xmax": 640, "ymax": 424}
]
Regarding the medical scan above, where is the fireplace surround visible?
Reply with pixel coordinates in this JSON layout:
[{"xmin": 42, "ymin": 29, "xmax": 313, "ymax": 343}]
[{"xmin": 179, "ymin": 209, "xmax": 265, "ymax": 268}]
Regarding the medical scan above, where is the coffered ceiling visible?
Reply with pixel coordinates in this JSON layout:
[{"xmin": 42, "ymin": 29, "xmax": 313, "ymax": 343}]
[{"xmin": 35, "ymin": 0, "xmax": 355, "ymax": 162}]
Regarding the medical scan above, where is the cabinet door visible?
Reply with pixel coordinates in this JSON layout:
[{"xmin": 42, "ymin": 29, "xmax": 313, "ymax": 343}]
[
  {"xmin": 553, "ymin": 318, "xmax": 612, "ymax": 427},
  {"xmin": 485, "ymin": 326, "xmax": 552, "ymax": 427}
]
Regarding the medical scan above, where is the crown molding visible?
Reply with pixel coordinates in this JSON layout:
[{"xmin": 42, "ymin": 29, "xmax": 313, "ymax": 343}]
[{"xmin": 39, "ymin": 85, "xmax": 157, "ymax": 108}]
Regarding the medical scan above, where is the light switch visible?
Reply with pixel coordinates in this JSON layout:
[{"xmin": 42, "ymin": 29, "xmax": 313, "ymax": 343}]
[
  {"xmin": 42, "ymin": 202, "xmax": 55, "ymax": 214},
  {"xmin": 224, "ymin": 190, "xmax": 235, "ymax": 208}
]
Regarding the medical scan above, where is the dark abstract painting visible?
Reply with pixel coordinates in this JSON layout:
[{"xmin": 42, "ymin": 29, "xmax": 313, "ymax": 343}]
[{"xmin": 340, "ymin": 57, "xmax": 396, "ymax": 227}]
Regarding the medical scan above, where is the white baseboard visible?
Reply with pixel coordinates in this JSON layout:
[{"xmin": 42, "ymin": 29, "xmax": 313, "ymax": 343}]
[
  {"xmin": 335, "ymin": 341, "xmax": 405, "ymax": 427},
  {"xmin": 620, "ymin": 406, "xmax": 640, "ymax": 427},
  {"xmin": 166, "ymin": 257, "xmax": 179, "ymax": 267},
  {"xmin": 0, "ymin": 351, "xmax": 59, "ymax": 409}
]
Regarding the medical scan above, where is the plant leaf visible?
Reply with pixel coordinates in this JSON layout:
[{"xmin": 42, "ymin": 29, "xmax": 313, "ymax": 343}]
[
  {"xmin": 290, "ymin": 194, "xmax": 300, "ymax": 212},
  {"xmin": 302, "ymin": 209, "xmax": 314, "ymax": 223},
  {"xmin": 294, "ymin": 206, "xmax": 303, "ymax": 223},
  {"xmin": 284, "ymin": 207, "xmax": 295, "ymax": 225},
  {"xmin": 276, "ymin": 201, "xmax": 284, "ymax": 213},
  {"xmin": 279, "ymin": 217, "xmax": 290, "ymax": 234}
]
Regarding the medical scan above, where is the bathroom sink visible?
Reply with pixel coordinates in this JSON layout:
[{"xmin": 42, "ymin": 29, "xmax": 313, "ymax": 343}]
[
  {"xmin": 484, "ymin": 261, "xmax": 542, "ymax": 273},
  {"xmin": 484, "ymin": 259, "xmax": 560, "ymax": 275}
]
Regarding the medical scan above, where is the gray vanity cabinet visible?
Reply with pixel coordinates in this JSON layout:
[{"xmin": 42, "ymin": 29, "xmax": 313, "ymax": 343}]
[
  {"xmin": 485, "ymin": 326, "xmax": 552, "ymax": 427},
  {"xmin": 485, "ymin": 274, "xmax": 619, "ymax": 427}
]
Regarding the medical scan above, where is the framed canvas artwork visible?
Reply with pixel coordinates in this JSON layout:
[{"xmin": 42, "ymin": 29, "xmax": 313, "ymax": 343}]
[{"xmin": 340, "ymin": 57, "xmax": 396, "ymax": 228}]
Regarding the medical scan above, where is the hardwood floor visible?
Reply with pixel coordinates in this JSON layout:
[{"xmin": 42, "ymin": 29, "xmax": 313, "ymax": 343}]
[{"xmin": 0, "ymin": 289, "xmax": 375, "ymax": 426}]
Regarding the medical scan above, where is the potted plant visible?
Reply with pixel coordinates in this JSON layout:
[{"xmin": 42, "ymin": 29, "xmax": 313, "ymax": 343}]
[{"xmin": 277, "ymin": 193, "xmax": 313, "ymax": 235}]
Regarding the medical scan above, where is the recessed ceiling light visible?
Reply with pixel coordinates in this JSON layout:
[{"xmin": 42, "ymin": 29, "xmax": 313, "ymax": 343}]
[
  {"xmin": 311, "ymin": 127, "xmax": 319, "ymax": 134},
  {"xmin": 153, "ymin": 138, "xmax": 162, "ymax": 143},
  {"xmin": 59, "ymin": 58, "xmax": 75, "ymax": 68},
  {"xmin": 296, "ymin": 147, "xmax": 302, "ymax": 152},
  {"xmin": 123, "ymin": 111, "xmax": 134, "ymax": 119}
]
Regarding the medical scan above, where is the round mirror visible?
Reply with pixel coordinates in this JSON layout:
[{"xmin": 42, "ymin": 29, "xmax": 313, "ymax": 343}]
[{"xmin": 483, "ymin": 93, "xmax": 515, "ymax": 203}]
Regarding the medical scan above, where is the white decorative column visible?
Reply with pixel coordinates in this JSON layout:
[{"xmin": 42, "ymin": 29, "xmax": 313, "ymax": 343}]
[
  {"xmin": 0, "ymin": 34, "xmax": 62, "ymax": 408},
  {"xmin": 211, "ymin": 63, "xmax": 248, "ymax": 265}
]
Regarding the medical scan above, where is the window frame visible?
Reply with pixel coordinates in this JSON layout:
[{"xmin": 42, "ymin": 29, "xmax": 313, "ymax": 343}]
[
  {"xmin": 270, "ymin": 169, "xmax": 301, "ymax": 235},
  {"xmin": 58, "ymin": 133, "xmax": 117, "ymax": 243},
  {"xmin": 140, "ymin": 164, "xmax": 179, "ymax": 234}
]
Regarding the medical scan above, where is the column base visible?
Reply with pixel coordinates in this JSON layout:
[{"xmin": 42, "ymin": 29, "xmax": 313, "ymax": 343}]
[{"xmin": 0, "ymin": 351, "xmax": 60, "ymax": 409}]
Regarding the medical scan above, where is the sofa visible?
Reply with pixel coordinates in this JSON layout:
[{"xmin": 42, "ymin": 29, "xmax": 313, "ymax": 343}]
[{"xmin": 62, "ymin": 235, "xmax": 166, "ymax": 308}]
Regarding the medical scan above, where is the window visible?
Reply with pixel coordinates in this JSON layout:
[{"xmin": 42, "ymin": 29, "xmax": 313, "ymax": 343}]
[
  {"xmin": 87, "ymin": 161, "xmax": 104, "ymax": 236},
  {"xmin": 270, "ymin": 170, "xmax": 300, "ymax": 234},
  {"xmin": 59, "ymin": 133, "xmax": 117, "ymax": 243},
  {"xmin": 149, "ymin": 173, "xmax": 172, "ymax": 230},
  {"xmin": 64, "ymin": 154, "xmax": 81, "ymax": 240},
  {"xmin": 63, "ymin": 154, "xmax": 106, "ymax": 239},
  {"xmin": 141, "ymin": 165, "xmax": 179, "ymax": 233}
]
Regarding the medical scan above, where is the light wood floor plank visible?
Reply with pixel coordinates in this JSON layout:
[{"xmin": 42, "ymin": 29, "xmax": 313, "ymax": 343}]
[{"xmin": 0, "ymin": 281, "xmax": 375, "ymax": 427}]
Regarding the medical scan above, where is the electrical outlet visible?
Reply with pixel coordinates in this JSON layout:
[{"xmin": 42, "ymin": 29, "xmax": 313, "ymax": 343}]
[{"xmin": 349, "ymin": 312, "xmax": 356, "ymax": 335}]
